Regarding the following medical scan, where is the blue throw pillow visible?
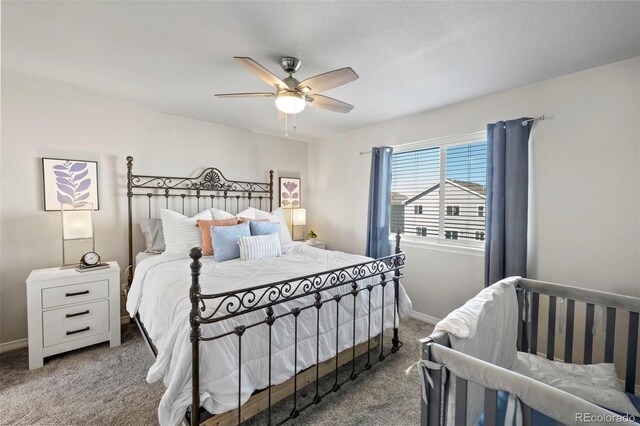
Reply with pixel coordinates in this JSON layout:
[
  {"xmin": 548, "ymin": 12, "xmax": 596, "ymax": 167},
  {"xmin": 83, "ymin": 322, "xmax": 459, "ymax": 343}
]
[
  {"xmin": 211, "ymin": 222, "xmax": 250, "ymax": 262},
  {"xmin": 249, "ymin": 221, "xmax": 281, "ymax": 236}
]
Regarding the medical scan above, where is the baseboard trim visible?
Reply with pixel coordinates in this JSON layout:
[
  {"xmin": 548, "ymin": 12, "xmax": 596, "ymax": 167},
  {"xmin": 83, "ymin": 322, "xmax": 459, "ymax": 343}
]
[
  {"xmin": 410, "ymin": 310, "xmax": 441, "ymax": 325},
  {"xmin": 0, "ymin": 338, "xmax": 28, "ymax": 353},
  {"xmin": 121, "ymin": 315, "xmax": 130, "ymax": 325}
]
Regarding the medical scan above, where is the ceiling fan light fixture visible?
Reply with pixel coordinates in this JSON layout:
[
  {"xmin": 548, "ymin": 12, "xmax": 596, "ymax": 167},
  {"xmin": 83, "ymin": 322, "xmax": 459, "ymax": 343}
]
[{"xmin": 275, "ymin": 90, "xmax": 305, "ymax": 114}]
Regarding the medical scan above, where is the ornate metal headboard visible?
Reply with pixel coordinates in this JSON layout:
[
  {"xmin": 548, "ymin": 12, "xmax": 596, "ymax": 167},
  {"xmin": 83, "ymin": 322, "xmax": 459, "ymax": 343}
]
[{"xmin": 126, "ymin": 156, "xmax": 273, "ymax": 284}]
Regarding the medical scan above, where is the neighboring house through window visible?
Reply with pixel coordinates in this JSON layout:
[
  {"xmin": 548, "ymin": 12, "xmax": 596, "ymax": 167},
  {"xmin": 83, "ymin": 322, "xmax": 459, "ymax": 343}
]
[
  {"xmin": 390, "ymin": 131, "xmax": 487, "ymax": 246},
  {"xmin": 446, "ymin": 205, "xmax": 460, "ymax": 216},
  {"xmin": 445, "ymin": 230, "xmax": 459, "ymax": 240}
]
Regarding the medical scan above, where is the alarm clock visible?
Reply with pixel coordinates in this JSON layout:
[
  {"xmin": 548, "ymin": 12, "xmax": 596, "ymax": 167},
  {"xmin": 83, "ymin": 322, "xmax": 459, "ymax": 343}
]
[{"xmin": 80, "ymin": 251, "xmax": 102, "ymax": 268}]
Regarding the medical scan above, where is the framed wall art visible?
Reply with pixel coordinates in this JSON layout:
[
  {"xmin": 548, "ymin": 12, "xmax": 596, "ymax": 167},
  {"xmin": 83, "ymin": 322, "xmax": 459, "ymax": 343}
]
[
  {"xmin": 279, "ymin": 177, "xmax": 301, "ymax": 208},
  {"xmin": 42, "ymin": 158, "xmax": 99, "ymax": 211}
]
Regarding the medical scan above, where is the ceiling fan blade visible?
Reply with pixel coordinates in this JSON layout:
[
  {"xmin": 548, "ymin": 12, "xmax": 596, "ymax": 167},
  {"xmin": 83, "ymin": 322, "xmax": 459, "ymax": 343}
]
[
  {"xmin": 234, "ymin": 57, "xmax": 286, "ymax": 89},
  {"xmin": 297, "ymin": 67, "xmax": 358, "ymax": 94},
  {"xmin": 214, "ymin": 92, "xmax": 274, "ymax": 98},
  {"xmin": 307, "ymin": 94, "xmax": 354, "ymax": 113}
]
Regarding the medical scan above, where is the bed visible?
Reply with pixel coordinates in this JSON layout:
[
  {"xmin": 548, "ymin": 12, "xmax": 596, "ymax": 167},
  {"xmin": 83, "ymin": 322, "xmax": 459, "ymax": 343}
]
[
  {"xmin": 419, "ymin": 277, "xmax": 640, "ymax": 426},
  {"xmin": 124, "ymin": 157, "xmax": 412, "ymax": 426}
]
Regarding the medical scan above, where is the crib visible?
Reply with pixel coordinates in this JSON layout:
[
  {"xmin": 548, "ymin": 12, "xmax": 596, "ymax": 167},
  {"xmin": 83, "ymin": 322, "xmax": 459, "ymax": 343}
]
[{"xmin": 421, "ymin": 278, "xmax": 640, "ymax": 425}]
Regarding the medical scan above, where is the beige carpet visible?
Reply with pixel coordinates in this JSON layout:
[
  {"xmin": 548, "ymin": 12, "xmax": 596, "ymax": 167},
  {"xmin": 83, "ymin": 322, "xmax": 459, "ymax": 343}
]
[{"xmin": 0, "ymin": 318, "xmax": 433, "ymax": 426}]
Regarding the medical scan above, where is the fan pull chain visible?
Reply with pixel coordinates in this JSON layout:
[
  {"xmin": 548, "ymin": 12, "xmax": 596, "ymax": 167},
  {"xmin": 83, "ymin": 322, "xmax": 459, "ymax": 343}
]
[
  {"xmin": 285, "ymin": 113, "xmax": 288, "ymax": 137},
  {"xmin": 293, "ymin": 113, "xmax": 297, "ymax": 133}
]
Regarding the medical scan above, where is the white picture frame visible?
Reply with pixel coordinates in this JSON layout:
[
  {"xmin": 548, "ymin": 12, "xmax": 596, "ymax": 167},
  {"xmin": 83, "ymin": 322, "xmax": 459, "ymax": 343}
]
[{"xmin": 42, "ymin": 158, "xmax": 99, "ymax": 211}]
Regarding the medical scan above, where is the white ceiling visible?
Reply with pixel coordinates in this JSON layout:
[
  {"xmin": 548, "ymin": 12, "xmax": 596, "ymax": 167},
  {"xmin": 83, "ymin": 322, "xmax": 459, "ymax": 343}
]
[{"xmin": 3, "ymin": 1, "xmax": 640, "ymax": 142}]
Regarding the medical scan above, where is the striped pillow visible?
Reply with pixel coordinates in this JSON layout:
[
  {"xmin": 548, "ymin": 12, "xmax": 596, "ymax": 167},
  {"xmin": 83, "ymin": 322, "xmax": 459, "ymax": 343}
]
[{"xmin": 238, "ymin": 233, "xmax": 282, "ymax": 261}]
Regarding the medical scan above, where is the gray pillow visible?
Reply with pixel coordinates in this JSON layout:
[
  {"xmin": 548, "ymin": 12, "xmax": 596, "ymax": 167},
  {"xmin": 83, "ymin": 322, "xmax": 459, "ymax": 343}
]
[{"xmin": 140, "ymin": 218, "xmax": 165, "ymax": 253}]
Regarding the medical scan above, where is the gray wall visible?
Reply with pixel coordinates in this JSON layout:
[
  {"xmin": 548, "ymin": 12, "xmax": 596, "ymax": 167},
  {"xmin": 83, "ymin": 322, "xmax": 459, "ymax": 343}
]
[
  {"xmin": 0, "ymin": 82, "xmax": 309, "ymax": 344},
  {"xmin": 307, "ymin": 57, "xmax": 640, "ymax": 322}
]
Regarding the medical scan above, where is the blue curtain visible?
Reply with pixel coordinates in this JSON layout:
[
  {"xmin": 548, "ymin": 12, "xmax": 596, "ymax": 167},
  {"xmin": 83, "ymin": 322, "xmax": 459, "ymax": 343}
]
[
  {"xmin": 366, "ymin": 146, "xmax": 393, "ymax": 258},
  {"xmin": 485, "ymin": 119, "xmax": 532, "ymax": 286}
]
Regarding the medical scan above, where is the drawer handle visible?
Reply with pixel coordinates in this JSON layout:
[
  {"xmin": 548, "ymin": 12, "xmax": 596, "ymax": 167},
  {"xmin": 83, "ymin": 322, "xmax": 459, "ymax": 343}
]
[
  {"xmin": 66, "ymin": 326, "xmax": 90, "ymax": 335},
  {"xmin": 65, "ymin": 290, "xmax": 89, "ymax": 297},
  {"xmin": 66, "ymin": 310, "xmax": 90, "ymax": 318}
]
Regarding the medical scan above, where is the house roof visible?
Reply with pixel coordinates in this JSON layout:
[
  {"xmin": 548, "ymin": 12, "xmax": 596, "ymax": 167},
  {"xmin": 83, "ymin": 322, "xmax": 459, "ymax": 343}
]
[
  {"xmin": 403, "ymin": 179, "xmax": 486, "ymax": 205},
  {"xmin": 449, "ymin": 179, "xmax": 486, "ymax": 196},
  {"xmin": 391, "ymin": 191, "xmax": 409, "ymax": 205}
]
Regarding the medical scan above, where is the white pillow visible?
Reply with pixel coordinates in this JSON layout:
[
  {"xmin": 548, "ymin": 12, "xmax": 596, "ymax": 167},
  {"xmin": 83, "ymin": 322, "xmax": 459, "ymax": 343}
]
[
  {"xmin": 271, "ymin": 208, "xmax": 293, "ymax": 245},
  {"xmin": 139, "ymin": 218, "xmax": 165, "ymax": 253},
  {"xmin": 210, "ymin": 207, "xmax": 235, "ymax": 221},
  {"xmin": 236, "ymin": 207, "xmax": 269, "ymax": 220},
  {"xmin": 238, "ymin": 233, "xmax": 282, "ymax": 261},
  {"xmin": 160, "ymin": 209, "xmax": 212, "ymax": 255},
  {"xmin": 515, "ymin": 352, "xmax": 640, "ymax": 416},
  {"xmin": 236, "ymin": 207, "xmax": 293, "ymax": 245}
]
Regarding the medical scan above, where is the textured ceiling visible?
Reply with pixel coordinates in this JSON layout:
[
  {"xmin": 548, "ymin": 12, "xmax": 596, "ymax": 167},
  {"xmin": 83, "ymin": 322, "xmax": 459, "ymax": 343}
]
[{"xmin": 3, "ymin": 1, "xmax": 640, "ymax": 142}]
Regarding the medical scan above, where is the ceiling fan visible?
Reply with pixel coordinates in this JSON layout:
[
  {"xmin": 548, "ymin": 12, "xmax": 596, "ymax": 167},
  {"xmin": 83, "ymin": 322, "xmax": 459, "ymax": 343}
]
[{"xmin": 215, "ymin": 57, "xmax": 358, "ymax": 115}]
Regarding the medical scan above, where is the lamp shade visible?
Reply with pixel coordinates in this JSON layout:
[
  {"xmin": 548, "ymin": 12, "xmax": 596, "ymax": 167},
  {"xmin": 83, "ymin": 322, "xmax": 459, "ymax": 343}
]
[
  {"xmin": 292, "ymin": 208, "xmax": 306, "ymax": 226},
  {"xmin": 62, "ymin": 210, "xmax": 93, "ymax": 240},
  {"xmin": 275, "ymin": 90, "xmax": 306, "ymax": 114}
]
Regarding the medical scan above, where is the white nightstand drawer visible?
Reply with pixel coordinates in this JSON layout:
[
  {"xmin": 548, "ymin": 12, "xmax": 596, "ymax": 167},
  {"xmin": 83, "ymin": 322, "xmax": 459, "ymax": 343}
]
[
  {"xmin": 43, "ymin": 315, "xmax": 109, "ymax": 347},
  {"xmin": 42, "ymin": 300, "xmax": 109, "ymax": 329},
  {"xmin": 27, "ymin": 261, "xmax": 120, "ymax": 369},
  {"xmin": 41, "ymin": 279, "xmax": 109, "ymax": 309}
]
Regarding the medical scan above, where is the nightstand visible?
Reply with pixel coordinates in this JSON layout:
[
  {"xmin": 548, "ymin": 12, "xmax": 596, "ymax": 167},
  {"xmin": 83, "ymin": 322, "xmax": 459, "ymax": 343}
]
[
  {"xmin": 26, "ymin": 261, "xmax": 121, "ymax": 369},
  {"xmin": 305, "ymin": 240, "xmax": 326, "ymax": 250}
]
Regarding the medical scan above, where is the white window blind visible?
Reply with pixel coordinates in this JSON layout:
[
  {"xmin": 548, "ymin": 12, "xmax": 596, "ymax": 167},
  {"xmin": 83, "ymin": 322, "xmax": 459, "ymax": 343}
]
[{"xmin": 390, "ymin": 136, "xmax": 487, "ymax": 246}]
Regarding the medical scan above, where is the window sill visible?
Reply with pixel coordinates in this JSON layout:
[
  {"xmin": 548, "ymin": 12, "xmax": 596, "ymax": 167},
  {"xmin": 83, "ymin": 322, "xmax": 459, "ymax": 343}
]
[{"xmin": 389, "ymin": 236, "xmax": 485, "ymax": 257}]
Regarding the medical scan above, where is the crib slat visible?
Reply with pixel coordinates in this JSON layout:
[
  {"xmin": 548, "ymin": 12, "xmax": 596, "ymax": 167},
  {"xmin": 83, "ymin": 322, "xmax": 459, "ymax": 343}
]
[
  {"xmin": 626, "ymin": 311, "xmax": 639, "ymax": 393},
  {"xmin": 522, "ymin": 402, "xmax": 532, "ymax": 426},
  {"xmin": 517, "ymin": 290, "xmax": 524, "ymax": 351},
  {"xmin": 484, "ymin": 388, "xmax": 497, "ymax": 426},
  {"xmin": 564, "ymin": 299, "xmax": 575, "ymax": 363},
  {"xmin": 584, "ymin": 303, "xmax": 594, "ymax": 364},
  {"xmin": 530, "ymin": 293, "xmax": 539, "ymax": 354},
  {"xmin": 605, "ymin": 307, "xmax": 616, "ymax": 363},
  {"xmin": 454, "ymin": 376, "xmax": 467, "ymax": 426},
  {"xmin": 427, "ymin": 366, "xmax": 443, "ymax": 426},
  {"xmin": 547, "ymin": 296, "xmax": 556, "ymax": 360}
]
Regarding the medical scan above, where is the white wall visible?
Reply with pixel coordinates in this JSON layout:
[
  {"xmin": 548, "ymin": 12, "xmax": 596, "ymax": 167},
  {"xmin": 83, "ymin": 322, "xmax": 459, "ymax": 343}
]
[
  {"xmin": 308, "ymin": 57, "xmax": 640, "ymax": 320},
  {"xmin": 0, "ymin": 82, "xmax": 308, "ymax": 344}
]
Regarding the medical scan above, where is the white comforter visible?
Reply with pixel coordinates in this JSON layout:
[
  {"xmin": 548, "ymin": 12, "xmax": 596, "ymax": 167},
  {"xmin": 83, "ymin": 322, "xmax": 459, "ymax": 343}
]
[{"xmin": 126, "ymin": 243, "xmax": 412, "ymax": 425}]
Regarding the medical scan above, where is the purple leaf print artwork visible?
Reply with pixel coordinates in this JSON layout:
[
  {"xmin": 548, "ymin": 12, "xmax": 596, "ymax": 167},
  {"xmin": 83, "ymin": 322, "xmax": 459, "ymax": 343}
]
[
  {"xmin": 55, "ymin": 161, "xmax": 92, "ymax": 207},
  {"xmin": 281, "ymin": 178, "xmax": 301, "ymax": 208},
  {"xmin": 283, "ymin": 182, "xmax": 298, "ymax": 193}
]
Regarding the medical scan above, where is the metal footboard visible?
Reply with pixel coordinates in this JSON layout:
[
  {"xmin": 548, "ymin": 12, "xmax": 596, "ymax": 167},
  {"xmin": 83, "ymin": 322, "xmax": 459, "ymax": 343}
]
[
  {"xmin": 421, "ymin": 278, "xmax": 640, "ymax": 426},
  {"xmin": 189, "ymin": 235, "xmax": 406, "ymax": 426}
]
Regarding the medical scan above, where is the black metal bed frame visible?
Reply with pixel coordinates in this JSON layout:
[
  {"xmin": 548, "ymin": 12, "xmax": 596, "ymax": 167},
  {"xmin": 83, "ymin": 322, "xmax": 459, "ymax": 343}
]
[
  {"xmin": 125, "ymin": 157, "xmax": 407, "ymax": 425},
  {"xmin": 126, "ymin": 156, "xmax": 274, "ymax": 285}
]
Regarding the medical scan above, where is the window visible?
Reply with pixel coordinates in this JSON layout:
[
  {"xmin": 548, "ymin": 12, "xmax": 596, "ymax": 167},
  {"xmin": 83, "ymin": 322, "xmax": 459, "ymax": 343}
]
[
  {"xmin": 390, "ymin": 132, "xmax": 487, "ymax": 246},
  {"xmin": 445, "ymin": 230, "xmax": 459, "ymax": 240},
  {"xmin": 446, "ymin": 205, "xmax": 460, "ymax": 216}
]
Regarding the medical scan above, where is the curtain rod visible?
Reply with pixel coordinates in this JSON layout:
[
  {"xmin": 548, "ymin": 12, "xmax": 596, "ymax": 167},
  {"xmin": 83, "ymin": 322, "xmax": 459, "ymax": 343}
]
[{"xmin": 358, "ymin": 115, "xmax": 545, "ymax": 155}]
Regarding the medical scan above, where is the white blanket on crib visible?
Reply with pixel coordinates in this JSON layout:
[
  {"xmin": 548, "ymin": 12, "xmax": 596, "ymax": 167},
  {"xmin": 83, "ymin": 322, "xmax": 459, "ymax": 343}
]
[
  {"xmin": 434, "ymin": 276, "xmax": 520, "ymax": 425},
  {"xmin": 515, "ymin": 352, "xmax": 640, "ymax": 416}
]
